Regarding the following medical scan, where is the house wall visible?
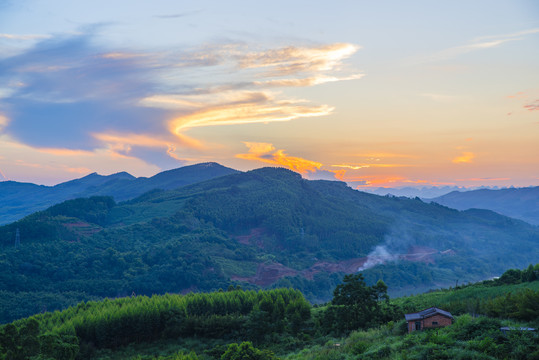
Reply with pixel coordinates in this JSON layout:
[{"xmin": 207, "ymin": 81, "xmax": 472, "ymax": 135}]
[
  {"xmin": 424, "ymin": 314, "xmax": 452, "ymax": 328},
  {"xmin": 407, "ymin": 314, "xmax": 452, "ymax": 333}
]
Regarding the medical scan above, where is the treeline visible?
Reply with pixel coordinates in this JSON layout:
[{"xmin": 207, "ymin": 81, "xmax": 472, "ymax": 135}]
[
  {"xmin": 493, "ymin": 263, "xmax": 539, "ymax": 284},
  {"xmin": 0, "ymin": 276, "xmax": 393, "ymax": 359},
  {"xmin": 0, "ymin": 288, "xmax": 311, "ymax": 359}
]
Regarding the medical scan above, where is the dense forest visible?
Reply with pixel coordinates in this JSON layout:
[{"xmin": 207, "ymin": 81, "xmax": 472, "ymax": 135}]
[
  {"xmin": 0, "ymin": 167, "xmax": 538, "ymax": 324},
  {"xmin": 1, "ymin": 265, "xmax": 538, "ymax": 359}
]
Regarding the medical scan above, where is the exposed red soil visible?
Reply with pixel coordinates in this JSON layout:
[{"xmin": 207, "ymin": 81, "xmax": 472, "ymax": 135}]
[
  {"xmin": 232, "ymin": 245, "xmax": 455, "ymax": 287},
  {"xmin": 232, "ymin": 262, "xmax": 299, "ymax": 287},
  {"xmin": 232, "ymin": 258, "xmax": 369, "ymax": 286},
  {"xmin": 62, "ymin": 221, "xmax": 102, "ymax": 237},
  {"xmin": 234, "ymin": 227, "xmax": 267, "ymax": 248},
  {"xmin": 400, "ymin": 246, "xmax": 438, "ymax": 264},
  {"xmin": 301, "ymin": 258, "xmax": 368, "ymax": 280}
]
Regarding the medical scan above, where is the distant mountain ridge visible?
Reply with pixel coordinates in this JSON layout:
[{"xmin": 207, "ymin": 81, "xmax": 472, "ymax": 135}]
[
  {"xmin": 0, "ymin": 162, "xmax": 238, "ymax": 225},
  {"xmin": 363, "ymin": 186, "xmax": 464, "ymax": 198},
  {"xmin": 428, "ymin": 186, "xmax": 539, "ymax": 225}
]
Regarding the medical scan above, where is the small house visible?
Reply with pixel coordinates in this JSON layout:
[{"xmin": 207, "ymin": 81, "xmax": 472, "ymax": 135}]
[{"xmin": 404, "ymin": 307, "xmax": 454, "ymax": 333}]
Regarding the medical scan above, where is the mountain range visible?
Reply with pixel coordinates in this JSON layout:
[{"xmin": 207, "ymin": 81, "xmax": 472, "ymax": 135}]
[
  {"xmin": 1, "ymin": 165, "xmax": 538, "ymax": 323},
  {"xmin": 428, "ymin": 186, "xmax": 539, "ymax": 225},
  {"xmin": 0, "ymin": 162, "xmax": 238, "ymax": 225}
]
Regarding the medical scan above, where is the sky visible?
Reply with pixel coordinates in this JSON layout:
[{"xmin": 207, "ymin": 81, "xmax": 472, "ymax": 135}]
[{"xmin": 0, "ymin": 0, "xmax": 538, "ymax": 189}]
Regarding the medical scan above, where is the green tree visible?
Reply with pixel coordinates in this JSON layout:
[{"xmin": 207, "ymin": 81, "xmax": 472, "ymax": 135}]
[
  {"xmin": 328, "ymin": 274, "xmax": 393, "ymax": 333},
  {"xmin": 221, "ymin": 342, "xmax": 277, "ymax": 360}
]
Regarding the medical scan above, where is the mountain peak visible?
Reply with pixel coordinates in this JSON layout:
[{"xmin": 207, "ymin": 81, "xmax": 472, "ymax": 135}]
[{"xmin": 106, "ymin": 171, "xmax": 136, "ymax": 180}]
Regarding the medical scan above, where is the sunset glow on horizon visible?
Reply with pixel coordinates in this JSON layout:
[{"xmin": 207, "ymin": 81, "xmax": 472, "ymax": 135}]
[{"xmin": 0, "ymin": 1, "xmax": 538, "ymax": 189}]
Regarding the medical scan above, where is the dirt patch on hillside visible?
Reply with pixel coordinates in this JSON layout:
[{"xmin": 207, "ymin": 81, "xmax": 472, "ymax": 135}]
[
  {"xmin": 301, "ymin": 258, "xmax": 368, "ymax": 280},
  {"xmin": 400, "ymin": 246, "xmax": 438, "ymax": 264},
  {"xmin": 232, "ymin": 262, "xmax": 298, "ymax": 287},
  {"xmin": 63, "ymin": 221, "xmax": 102, "ymax": 238},
  {"xmin": 232, "ymin": 246, "xmax": 456, "ymax": 287},
  {"xmin": 232, "ymin": 258, "xmax": 369, "ymax": 286},
  {"xmin": 234, "ymin": 228, "xmax": 267, "ymax": 248}
]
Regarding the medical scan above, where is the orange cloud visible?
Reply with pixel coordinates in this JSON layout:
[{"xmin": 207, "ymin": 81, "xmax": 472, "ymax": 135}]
[
  {"xmin": 332, "ymin": 163, "xmax": 413, "ymax": 170},
  {"xmin": 333, "ymin": 171, "xmax": 456, "ymax": 187},
  {"xmin": 332, "ymin": 164, "xmax": 371, "ymax": 170},
  {"xmin": 65, "ymin": 166, "xmax": 93, "ymax": 174},
  {"xmin": 403, "ymin": 179, "xmax": 456, "ymax": 186},
  {"xmin": 36, "ymin": 148, "xmax": 94, "ymax": 156},
  {"xmin": 507, "ymin": 91, "xmax": 525, "ymax": 99},
  {"xmin": 357, "ymin": 176, "xmax": 406, "ymax": 187},
  {"xmin": 0, "ymin": 114, "xmax": 9, "ymax": 131},
  {"xmin": 254, "ymin": 74, "xmax": 364, "ymax": 88},
  {"xmin": 92, "ymin": 132, "xmax": 202, "ymax": 159},
  {"xmin": 94, "ymin": 133, "xmax": 168, "ymax": 148},
  {"xmin": 236, "ymin": 142, "xmax": 322, "ymax": 174},
  {"xmin": 355, "ymin": 177, "xmax": 456, "ymax": 187},
  {"xmin": 0, "ymin": 167, "xmax": 8, "ymax": 180},
  {"xmin": 524, "ymin": 99, "xmax": 539, "ymax": 111},
  {"xmin": 331, "ymin": 169, "xmax": 347, "ymax": 181},
  {"xmin": 452, "ymin": 152, "xmax": 475, "ymax": 164},
  {"xmin": 456, "ymin": 177, "xmax": 511, "ymax": 182},
  {"xmin": 167, "ymin": 91, "xmax": 333, "ymax": 134},
  {"xmin": 355, "ymin": 153, "xmax": 415, "ymax": 159},
  {"xmin": 13, "ymin": 158, "xmax": 91, "ymax": 175}
]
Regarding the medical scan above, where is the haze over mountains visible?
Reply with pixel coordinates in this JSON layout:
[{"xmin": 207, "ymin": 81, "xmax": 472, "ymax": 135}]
[
  {"xmin": 1, "ymin": 164, "xmax": 538, "ymax": 323},
  {"xmin": 363, "ymin": 186, "xmax": 466, "ymax": 199},
  {"xmin": 428, "ymin": 187, "xmax": 539, "ymax": 225}
]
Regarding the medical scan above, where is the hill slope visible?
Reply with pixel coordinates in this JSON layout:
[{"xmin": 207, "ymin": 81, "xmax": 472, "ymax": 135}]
[
  {"xmin": 428, "ymin": 186, "xmax": 539, "ymax": 225},
  {"xmin": 0, "ymin": 162, "xmax": 238, "ymax": 225},
  {"xmin": 0, "ymin": 167, "xmax": 538, "ymax": 323},
  {"xmin": 1, "ymin": 269, "xmax": 538, "ymax": 360}
]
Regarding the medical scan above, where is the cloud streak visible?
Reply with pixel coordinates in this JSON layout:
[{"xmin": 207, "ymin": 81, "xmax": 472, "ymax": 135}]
[
  {"xmin": 411, "ymin": 27, "xmax": 539, "ymax": 64},
  {"xmin": 238, "ymin": 43, "xmax": 360, "ymax": 76},
  {"xmin": 524, "ymin": 100, "xmax": 539, "ymax": 111},
  {"xmin": 0, "ymin": 33, "xmax": 52, "ymax": 40},
  {"xmin": 167, "ymin": 91, "xmax": 333, "ymax": 134}
]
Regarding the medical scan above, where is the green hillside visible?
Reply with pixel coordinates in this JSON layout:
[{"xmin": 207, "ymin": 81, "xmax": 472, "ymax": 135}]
[
  {"xmin": 0, "ymin": 167, "xmax": 538, "ymax": 323},
  {"xmin": 1, "ymin": 267, "xmax": 538, "ymax": 360},
  {"xmin": 0, "ymin": 162, "xmax": 238, "ymax": 225}
]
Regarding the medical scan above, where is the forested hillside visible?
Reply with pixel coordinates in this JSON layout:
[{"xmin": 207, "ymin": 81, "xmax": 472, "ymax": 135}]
[
  {"xmin": 0, "ymin": 162, "xmax": 238, "ymax": 225},
  {"xmin": 0, "ymin": 167, "xmax": 538, "ymax": 323}
]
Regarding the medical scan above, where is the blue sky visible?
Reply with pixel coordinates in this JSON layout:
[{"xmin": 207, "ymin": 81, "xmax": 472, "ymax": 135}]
[{"xmin": 0, "ymin": 1, "xmax": 538, "ymax": 187}]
